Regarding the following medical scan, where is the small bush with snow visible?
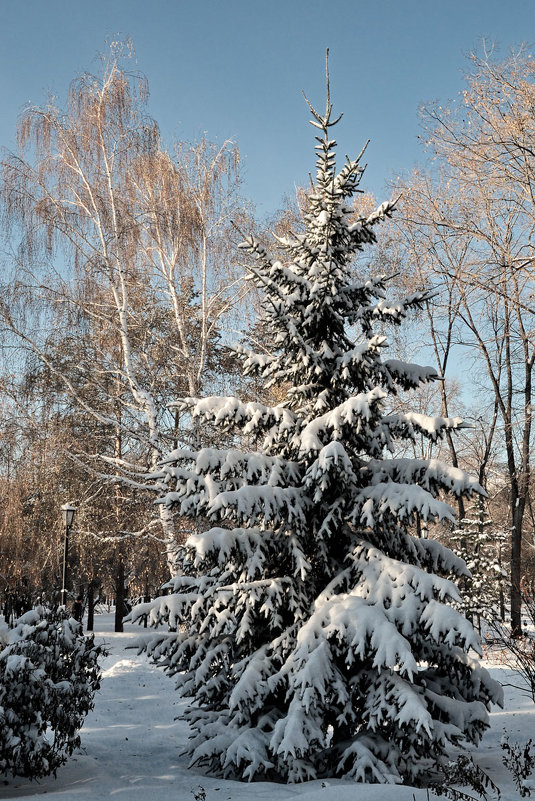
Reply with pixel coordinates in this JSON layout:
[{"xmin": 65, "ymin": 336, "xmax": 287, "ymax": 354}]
[{"xmin": 0, "ymin": 606, "xmax": 105, "ymax": 778}]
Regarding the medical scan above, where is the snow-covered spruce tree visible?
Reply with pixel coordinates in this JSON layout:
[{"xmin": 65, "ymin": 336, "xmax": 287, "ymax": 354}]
[
  {"xmin": 133, "ymin": 76, "xmax": 502, "ymax": 784},
  {"xmin": 0, "ymin": 606, "xmax": 104, "ymax": 778}
]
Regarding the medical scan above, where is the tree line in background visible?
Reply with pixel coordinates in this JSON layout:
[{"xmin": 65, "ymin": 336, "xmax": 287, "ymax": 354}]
[{"xmin": 0, "ymin": 41, "xmax": 534, "ymax": 636}]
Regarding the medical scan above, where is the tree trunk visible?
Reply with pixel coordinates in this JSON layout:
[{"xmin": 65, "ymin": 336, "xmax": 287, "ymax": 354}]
[
  {"xmin": 159, "ymin": 503, "xmax": 179, "ymax": 576},
  {"xmin": 511, "ymin": 489, "xmax": 526, "ymax": 637},
  {"xmin": 86, "ymin": 581, "xmax": 95, "ymax": 632},
  {"xmin": 114, "ymin": 558, "xmax": 125, "ymax": 633}
]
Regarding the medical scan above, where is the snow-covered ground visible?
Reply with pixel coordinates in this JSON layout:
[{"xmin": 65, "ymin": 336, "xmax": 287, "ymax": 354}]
[{"xmin": 1, "ymin": 614, "xmax": 533, "ymax": 801}]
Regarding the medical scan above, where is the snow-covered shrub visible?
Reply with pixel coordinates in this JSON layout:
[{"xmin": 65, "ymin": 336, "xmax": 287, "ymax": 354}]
[
  {"xmin": 0, "ymin": 606, "xmax": 104, "ymax": 778},
  {"xmin": 132, "ymin": 75, "xmax": 502, "ymax": 783}
]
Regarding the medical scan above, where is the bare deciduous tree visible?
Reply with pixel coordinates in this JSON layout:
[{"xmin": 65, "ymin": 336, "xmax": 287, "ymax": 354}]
[
  {"xmin": 0, "ymin": 44, "xmax": 249, "ymax": 610},
  {"xmin": 394, "ymin": 45, "xmax": 535, "ymax": 634}
]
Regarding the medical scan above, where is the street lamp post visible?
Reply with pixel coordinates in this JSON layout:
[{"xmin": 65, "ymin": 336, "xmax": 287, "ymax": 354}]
[{"xmin": 60, "ymin": 504, "xmax": 76, "ymax": 608}]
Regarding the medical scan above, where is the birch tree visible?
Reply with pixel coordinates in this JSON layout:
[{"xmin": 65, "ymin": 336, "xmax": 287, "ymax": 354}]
[{"xmin": 0, "ymin": 44, "xmax": 247, "ymax": 582}]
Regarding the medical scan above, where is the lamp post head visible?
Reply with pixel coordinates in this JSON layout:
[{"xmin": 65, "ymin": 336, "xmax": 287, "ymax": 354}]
[{"xmin": 61, "ymin": 503, "xmax": 76, "ymax": 528}]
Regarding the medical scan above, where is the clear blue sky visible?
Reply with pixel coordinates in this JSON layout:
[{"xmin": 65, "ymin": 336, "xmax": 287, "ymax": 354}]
[{"xmin": 1, "ymin": 0, "xmax": 535, "ymax": 216}]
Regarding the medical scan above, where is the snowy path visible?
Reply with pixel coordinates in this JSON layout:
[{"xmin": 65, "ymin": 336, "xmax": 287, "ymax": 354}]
[{"xmin": 0, "ymin": 614, "xmax": 532, "ymax": 800}]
